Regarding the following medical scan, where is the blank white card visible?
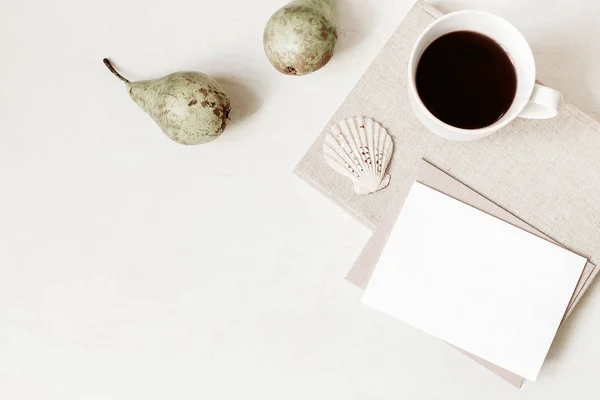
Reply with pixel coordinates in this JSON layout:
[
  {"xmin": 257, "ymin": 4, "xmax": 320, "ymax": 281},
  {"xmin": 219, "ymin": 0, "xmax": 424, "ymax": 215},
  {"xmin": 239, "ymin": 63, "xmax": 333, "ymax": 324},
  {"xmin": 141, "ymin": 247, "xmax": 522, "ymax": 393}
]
[{"xmin": 362, "ymin": 182, "xmax": 587, "ymax": 381}]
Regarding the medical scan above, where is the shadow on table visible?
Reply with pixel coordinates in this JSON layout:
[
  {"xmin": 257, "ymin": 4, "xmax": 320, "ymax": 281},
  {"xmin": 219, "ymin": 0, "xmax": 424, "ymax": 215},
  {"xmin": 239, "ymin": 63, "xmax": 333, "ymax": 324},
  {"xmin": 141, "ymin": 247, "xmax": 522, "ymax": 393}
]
[
  {"xmin": 214, "ymin": 76, "xmax": 261, "ymax": 128},
  {"xmin": 334, "ymin": 0, "xmax": 367, "ymax": 55},
  {"xmin": 545, "ymin": 276, "xmax": 599, "ymax": 363}
]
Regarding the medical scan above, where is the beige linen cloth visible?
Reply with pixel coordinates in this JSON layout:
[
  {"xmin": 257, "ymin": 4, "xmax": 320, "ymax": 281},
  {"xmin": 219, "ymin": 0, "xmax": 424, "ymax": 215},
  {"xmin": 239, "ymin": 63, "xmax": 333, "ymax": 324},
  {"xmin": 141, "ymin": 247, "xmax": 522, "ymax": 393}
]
[
  {"xmin": 294, "ymin": 0, "xmax": 600, "ymax": 386},
  {"xmin": 294, "ymin": 0, "xmax": 600, "ymax": 266}
]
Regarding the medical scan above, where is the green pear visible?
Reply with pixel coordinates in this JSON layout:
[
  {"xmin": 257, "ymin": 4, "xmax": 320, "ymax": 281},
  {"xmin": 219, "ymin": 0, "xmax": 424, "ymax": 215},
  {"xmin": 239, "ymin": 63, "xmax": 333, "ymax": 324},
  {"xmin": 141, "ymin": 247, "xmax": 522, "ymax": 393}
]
[
  {"xmin": 103, "ymin": 59, "xmax": 230, "ymax": 145},
  {"xmin": 263, "ymin": 0, "xmax": 337, "ymax": 76}
]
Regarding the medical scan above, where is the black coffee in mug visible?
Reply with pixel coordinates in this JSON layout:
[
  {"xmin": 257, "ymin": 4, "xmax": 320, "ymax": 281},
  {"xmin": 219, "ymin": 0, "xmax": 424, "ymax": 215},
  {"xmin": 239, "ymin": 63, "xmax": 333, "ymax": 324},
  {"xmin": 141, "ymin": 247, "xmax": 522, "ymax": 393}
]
[{"xmin": 415, "ymin": 31, "xmax": 517, "ymax": 129}]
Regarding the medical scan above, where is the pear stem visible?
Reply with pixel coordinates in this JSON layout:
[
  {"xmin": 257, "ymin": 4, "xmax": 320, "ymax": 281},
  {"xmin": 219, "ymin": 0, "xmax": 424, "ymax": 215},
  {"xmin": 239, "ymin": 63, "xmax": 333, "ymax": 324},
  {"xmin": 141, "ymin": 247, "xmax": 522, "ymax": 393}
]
[{"xmin": 103, "ymin": 58, "xmax": 130, "ymax": 83}]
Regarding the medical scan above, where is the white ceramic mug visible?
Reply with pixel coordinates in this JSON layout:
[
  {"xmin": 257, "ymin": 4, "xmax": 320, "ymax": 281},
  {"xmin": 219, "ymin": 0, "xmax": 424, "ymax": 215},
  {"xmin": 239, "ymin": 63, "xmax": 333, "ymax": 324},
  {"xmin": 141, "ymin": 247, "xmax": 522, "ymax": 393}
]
[{"xmin": 408, "ymin": 10, "xmax": 562, "ymax": 141}]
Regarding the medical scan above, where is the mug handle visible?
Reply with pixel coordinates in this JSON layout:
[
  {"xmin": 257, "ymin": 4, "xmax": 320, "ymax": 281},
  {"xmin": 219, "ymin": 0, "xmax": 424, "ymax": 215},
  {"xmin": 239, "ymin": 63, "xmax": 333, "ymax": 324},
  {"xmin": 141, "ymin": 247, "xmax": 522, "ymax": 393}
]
[{"xmin": 518, "ymin": 84, "xmax": 563, "ymax": 119}]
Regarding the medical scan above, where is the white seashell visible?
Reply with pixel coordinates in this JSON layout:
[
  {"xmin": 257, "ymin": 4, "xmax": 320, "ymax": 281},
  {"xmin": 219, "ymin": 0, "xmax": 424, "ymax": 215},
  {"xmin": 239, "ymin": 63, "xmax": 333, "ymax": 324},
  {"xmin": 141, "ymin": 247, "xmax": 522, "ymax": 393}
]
[{"xmin": 323, "ymin": 117, "xmax": 394, "ymax": 195}]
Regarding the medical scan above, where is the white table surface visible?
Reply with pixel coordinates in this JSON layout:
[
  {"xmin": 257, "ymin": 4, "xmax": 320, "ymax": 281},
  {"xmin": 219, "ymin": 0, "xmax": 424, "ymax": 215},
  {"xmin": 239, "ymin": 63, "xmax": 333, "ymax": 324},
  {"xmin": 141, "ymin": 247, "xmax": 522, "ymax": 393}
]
[{"xmin": 1, "ymin": 0, "xmax": 599, "ymax": 398}]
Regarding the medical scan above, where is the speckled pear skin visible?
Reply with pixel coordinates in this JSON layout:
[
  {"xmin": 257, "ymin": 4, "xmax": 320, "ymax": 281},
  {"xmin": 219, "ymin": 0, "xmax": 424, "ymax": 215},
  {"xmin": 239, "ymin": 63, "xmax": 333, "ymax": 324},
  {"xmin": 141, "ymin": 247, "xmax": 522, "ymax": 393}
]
[
  {"xmin": 263, "ymin": 0, "xmax": 337, "ymax": 76},
  {"xmin": 103, "ymin": 59, "xmax": 230, "ymax": 145},
  {"xmin": 127, "ymin": 72, "xmax": 230, "ymax": 145}
]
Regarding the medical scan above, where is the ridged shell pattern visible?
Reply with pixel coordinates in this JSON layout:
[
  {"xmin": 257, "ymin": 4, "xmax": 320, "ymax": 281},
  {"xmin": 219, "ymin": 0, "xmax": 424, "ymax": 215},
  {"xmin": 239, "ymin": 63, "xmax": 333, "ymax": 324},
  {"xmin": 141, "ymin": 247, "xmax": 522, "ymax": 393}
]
[{"xmin": 323, "ymin": 117, "xmax": 394, "ymax": 194}]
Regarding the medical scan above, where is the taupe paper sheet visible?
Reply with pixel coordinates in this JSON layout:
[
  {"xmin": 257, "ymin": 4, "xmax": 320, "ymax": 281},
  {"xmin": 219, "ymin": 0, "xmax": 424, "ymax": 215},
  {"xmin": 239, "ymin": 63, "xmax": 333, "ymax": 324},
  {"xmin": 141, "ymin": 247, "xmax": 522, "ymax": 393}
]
[{"xmin": 346, "ymin": 159, "xmax": 598, "ymax": 388}]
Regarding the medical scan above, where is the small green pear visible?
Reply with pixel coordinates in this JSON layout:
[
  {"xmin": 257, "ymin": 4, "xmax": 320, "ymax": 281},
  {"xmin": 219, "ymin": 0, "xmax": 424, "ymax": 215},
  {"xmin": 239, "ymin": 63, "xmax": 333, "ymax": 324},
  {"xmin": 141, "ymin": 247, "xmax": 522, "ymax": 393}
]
[
  {"xmin": 103, "ymin": 59, "xmax": 230, "ymax": 145},
  {"xmin": 263, "ymin": 0, "xmax": 337, "ymax": 76}
]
